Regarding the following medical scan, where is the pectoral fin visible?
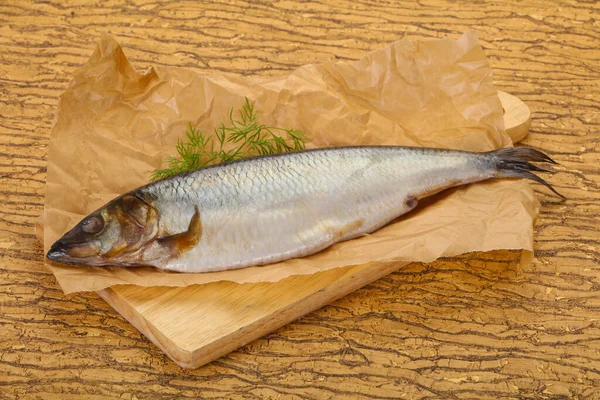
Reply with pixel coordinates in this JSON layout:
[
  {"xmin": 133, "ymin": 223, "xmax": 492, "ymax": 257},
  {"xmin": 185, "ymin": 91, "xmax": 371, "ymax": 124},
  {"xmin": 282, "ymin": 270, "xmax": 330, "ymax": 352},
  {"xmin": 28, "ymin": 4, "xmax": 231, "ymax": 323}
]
[
  {"xmin": 327, "ymin": 218, "xmax": 365, "ymax": 239},
  {"xmin": 158, "ymin": 206, "xmax": 203, "ymax": 255}
]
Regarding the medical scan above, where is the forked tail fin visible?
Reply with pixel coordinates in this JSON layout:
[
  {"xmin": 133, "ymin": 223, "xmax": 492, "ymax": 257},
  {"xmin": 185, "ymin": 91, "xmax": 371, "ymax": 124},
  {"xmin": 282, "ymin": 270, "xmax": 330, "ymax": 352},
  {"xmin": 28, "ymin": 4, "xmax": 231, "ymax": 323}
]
[{"xmin": 490, "ymin": 148, "xmax": 565, "ymax": 200}]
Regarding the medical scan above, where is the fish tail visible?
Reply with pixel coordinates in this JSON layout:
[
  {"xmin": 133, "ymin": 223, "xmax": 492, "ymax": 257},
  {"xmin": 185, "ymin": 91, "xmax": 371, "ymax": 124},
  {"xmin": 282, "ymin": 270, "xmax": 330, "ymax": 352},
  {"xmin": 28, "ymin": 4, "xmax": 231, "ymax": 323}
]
[{"xmin": 489, "ymin": 148, "xmax": 565, "ymax": 200}]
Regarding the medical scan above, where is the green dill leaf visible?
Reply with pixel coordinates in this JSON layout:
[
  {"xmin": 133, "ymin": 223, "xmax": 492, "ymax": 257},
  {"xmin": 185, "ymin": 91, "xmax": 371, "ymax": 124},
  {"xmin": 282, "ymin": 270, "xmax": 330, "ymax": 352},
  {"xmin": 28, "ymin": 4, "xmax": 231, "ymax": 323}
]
[{"xmin": 150, "ymin": 98, "xmax": 308, "ymax": 181}]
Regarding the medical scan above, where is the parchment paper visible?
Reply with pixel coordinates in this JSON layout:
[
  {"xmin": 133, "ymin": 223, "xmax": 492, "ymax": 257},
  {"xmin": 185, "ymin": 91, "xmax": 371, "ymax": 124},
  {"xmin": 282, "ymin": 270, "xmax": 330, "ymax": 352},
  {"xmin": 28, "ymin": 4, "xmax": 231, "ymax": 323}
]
[{"xmin": 43, "ymin": 31, "xmax": 539, "ymax": 294}]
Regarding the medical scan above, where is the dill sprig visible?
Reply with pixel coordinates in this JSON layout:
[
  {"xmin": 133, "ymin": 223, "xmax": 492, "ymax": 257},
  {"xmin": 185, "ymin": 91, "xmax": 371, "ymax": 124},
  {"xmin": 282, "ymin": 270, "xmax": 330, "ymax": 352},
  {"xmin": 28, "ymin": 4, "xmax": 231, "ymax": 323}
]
[{"xmin": 150, "ymin": 98, "xmax": 307, "ymax": 181}]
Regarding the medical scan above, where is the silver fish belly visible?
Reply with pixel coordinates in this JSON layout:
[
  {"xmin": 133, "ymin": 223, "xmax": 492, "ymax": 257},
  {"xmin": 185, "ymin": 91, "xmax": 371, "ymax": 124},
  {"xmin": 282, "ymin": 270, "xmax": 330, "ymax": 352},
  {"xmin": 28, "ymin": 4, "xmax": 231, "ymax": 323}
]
[{"xmin": 47, "ymin": 146, "xmax": 561, "ymax": 272}]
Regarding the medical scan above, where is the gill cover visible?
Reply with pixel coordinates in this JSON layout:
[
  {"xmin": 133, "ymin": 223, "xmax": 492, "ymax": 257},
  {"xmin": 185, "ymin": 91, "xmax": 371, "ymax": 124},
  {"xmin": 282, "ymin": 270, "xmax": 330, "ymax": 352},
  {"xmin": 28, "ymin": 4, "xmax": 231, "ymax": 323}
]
[{"xmin": 108, "ymin": 194, "xmax": 161, "ymax": 257}]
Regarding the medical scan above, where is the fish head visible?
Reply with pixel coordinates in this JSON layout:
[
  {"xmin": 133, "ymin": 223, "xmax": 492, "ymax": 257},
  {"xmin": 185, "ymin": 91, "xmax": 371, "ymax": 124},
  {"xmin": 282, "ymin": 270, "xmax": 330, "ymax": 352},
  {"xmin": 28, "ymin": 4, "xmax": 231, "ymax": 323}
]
[{"xmin": 46, "ymin": 194, "xmax": 160, "ymax": 266}]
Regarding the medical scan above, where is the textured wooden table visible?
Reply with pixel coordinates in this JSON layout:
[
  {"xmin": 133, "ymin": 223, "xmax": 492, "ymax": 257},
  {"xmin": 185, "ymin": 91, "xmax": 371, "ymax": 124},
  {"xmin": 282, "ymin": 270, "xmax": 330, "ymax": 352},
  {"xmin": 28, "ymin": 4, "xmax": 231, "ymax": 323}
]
[{"xmin": 1, "ymin": 1, "xmax": 598, "ymax": 398}]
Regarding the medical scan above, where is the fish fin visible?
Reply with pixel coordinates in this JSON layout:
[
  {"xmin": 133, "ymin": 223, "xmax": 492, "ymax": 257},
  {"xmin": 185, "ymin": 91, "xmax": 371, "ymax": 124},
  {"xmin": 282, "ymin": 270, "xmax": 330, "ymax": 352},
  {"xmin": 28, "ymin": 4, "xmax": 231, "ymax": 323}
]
[
  {"xmin": 491, "ymin": 147, "xmax": 558, "ymax": 164},
  {"xmin": 405, "ymin": 195, "xmax": 418, "ymax": 210},
  {"xmin": 490, "ymin": 148, "xmax": 565, "ymax": 200},
  {"xmin": 327, "ymin": 218, "xmax": 365, "ymax": 239},
  {"xmin": 158, "ymin": 206, "xmax": 203, "ymax": 254}
]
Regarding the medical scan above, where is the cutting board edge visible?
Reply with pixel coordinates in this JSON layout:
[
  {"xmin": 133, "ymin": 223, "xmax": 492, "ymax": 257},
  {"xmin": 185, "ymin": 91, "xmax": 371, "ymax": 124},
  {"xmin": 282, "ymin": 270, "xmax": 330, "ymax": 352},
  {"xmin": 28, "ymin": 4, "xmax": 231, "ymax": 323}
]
[
  {"xmin": 97, "ymin": 287, "xmax": 194, "ymax": 367},
  {"xmin": 182, "ymin": 261, "xmax": 411, "ymax": 368},
  {"xmin": 99, "ymin": 261, "xmax": 411, "ymax": 369}
]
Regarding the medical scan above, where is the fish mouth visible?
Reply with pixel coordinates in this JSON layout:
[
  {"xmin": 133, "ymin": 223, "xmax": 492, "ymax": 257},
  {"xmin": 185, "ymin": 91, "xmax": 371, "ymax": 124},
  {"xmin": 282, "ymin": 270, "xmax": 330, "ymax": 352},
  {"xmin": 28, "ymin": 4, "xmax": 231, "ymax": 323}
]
[
  {"xmin": 46, "ymin": 240, "xmax": 100, "ymax": 265},
  {"xmin": 46, "ymin": 240, "xmax": 75, "ymax": 264},
  {"xmin": 46, "ymin": 240, "xmax": 150, "ymax": 268},
  {"xmin": 46, "ymin": 242, "xmax": 67, "ymax": 262}
]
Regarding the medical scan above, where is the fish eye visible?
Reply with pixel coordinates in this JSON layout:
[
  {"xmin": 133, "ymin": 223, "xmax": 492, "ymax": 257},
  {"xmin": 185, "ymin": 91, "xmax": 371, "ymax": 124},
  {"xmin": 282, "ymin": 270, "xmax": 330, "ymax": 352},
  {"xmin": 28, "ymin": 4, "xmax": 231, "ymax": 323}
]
[{"xmin": 81, "ymin": 215, "xmax": 104, "ymax": 234}]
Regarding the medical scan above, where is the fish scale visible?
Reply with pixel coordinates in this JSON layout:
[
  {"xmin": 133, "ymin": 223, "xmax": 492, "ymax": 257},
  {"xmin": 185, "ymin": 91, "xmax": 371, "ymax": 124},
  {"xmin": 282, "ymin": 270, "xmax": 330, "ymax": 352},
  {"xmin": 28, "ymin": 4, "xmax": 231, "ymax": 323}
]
[{"xmin": 47, "ymin": 146, "xmax": 563, "ymax": 272}]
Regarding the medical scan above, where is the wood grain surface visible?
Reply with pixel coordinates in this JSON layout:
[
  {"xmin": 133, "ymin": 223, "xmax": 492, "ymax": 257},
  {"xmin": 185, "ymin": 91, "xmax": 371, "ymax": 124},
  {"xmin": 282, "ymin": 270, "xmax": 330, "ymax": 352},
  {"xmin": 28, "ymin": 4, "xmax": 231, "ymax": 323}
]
[{"xmin": 1, "ymin": 0, "xmax": 598, "ymax": 398}]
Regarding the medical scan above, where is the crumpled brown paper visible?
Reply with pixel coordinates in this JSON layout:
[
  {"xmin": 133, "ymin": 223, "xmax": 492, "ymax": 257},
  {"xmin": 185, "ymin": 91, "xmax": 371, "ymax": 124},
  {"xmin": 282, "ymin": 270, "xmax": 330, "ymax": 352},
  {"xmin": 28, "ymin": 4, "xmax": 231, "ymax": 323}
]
[{"xmin": 43, "ymin": 30, "xmax": 539, "ymax": 294}]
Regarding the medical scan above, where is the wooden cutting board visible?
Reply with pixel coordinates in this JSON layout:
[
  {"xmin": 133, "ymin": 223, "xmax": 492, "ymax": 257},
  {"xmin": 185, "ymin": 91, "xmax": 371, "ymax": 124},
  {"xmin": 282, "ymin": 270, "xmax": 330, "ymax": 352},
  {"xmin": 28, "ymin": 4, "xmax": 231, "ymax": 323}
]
[{"xmin": 45, "ymin": 92, "xmax": 531, "ymax": 369}]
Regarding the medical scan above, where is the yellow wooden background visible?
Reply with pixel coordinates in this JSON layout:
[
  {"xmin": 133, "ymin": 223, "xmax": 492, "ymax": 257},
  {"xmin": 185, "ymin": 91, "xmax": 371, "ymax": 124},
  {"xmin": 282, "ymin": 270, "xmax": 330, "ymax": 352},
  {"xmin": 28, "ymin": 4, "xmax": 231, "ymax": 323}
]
[{"xmin": 1, "ymin": 0, "xmax": 598, "ymax": 398}]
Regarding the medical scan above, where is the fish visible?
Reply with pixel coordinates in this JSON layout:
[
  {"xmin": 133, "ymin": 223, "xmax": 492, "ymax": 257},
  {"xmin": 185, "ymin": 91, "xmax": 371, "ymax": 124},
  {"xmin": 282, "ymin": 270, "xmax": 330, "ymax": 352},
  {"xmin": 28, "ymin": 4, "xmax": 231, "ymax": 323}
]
[{"xmin": 46, "ymin": 146, "xmax": 563, "ymax": 273}]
